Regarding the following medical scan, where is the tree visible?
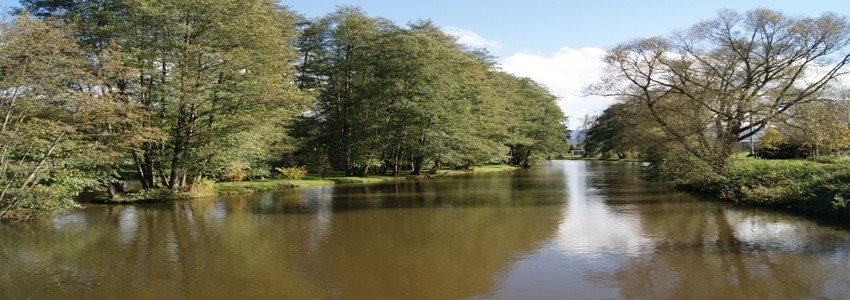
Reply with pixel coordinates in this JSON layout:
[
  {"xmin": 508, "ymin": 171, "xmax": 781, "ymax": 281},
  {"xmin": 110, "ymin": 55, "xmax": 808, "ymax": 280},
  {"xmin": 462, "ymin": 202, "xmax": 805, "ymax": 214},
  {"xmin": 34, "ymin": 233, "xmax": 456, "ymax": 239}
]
[
  {"xmin": 585, "ymin": 103, "xmax": 660, "ymax": 159},
  {"xmin": 21, "ymin": 0, "xmax": 310, "ymax": 189},
  {"xmin": 757, "ymin": 128, "xmax": 786, "ymax": 151},
  {"xmin": 492, "ymin": 72, "xmax": 568, "ymax": 166},
  {"xmin": 781, "ymin": 98, "xmax": 850, "ymax": 156},
  {"xmin": 296, "ymin": 10, "xmax": 536, "ymax": 176},
  {"xmin": 590, "ymin": 9, "xmax": 850, "ymax": 173},
  {"xmin": 122, "ymin": 0, "xmax": 308, "ymax": 188},
  {"xmin": 0, "ymin": 15, "xmax": 142, "ymax": 220},
  {"xmin": 296, "ymin": 6, "xmax": 384, "ymax": 176},
  {"xmin": 381, "ymin": 21, "xmax": 508, "ymax": 174}
]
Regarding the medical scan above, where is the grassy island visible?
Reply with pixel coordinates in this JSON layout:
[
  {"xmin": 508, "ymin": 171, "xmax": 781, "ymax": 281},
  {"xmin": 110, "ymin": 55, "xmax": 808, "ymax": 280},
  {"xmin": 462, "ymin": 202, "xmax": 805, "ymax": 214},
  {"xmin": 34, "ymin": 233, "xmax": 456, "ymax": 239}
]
[
  {"xmin": 89, "ymin": 165, "xmax": 519, "ymax": 203},
  {"xmin": 692, "ymin": 158, "xmax": 850, "ymax": 220}
]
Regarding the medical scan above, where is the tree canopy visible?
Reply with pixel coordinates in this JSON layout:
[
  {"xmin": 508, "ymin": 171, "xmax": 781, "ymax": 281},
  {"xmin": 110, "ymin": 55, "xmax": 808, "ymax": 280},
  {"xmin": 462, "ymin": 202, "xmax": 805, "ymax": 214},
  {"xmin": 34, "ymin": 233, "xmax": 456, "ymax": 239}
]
[
  {"xmin": 1, "ymin": 3, "xmax": 568, "ymax": 220},
  {"xmin": 589, "ymin": 8, "xmax": 850, "ymax": 175}
]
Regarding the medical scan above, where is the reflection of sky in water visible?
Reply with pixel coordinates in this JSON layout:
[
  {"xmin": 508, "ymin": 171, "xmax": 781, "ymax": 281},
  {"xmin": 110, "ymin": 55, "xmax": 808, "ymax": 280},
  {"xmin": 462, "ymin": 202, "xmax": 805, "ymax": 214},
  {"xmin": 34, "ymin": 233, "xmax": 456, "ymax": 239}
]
[
  {"xmin": 206, "ymin": 201, "xmax": 229, "ymax": 222},
  {"xmin": 5, "ymin": 160, "xmax": 849, "ymax": 299},
  {"xmin": 51, "ymin": 212, "xmax": 87, "ymax": 230},
  {"xmin": 484, "ymin": 160, "xmax": 850, "ymax": 299},
  {"xmin": 300, "ymin": 186, "xmax": 334, "ymax": 251},
  {"xmin": 119, "ymin": 207, "xmax": 138, "ymax": 245},
  {"xmin": 555, "ymin": 161, "xmax": 651, "ymax": 257}
]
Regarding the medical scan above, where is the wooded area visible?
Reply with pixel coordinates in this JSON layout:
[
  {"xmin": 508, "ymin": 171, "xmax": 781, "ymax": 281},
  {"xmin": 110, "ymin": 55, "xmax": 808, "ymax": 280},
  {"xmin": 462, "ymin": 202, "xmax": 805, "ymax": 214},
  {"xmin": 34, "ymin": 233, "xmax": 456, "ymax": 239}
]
[
  {"xmin": 0, "ymin": 1, "xmax": 568, "ymax": 220},
  {"xmin": 585, "ymin": 8, "xmax": 850, "ymax": 183}
]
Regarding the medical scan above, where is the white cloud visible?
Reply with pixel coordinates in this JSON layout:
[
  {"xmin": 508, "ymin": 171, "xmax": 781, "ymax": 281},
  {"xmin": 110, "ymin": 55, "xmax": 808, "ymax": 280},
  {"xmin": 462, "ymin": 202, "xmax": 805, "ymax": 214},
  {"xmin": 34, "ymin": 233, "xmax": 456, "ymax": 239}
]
[
  {"xmin": 442, "ymin": 26, "xmax": 502, "ymax": 50},
  {"xmin": 498, "ymin": 47, "xmax": 614, "ymax": 130}
]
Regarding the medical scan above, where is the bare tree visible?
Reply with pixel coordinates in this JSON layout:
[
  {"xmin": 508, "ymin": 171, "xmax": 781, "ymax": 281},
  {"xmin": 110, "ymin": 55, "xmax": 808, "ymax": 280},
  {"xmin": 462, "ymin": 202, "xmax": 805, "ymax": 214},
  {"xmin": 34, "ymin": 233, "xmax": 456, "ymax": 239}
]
[
  {"xmin": 589, "ymin": 9, "xmax": 850, "ymax": 172},
  {"xmin": 781, "ymin": 96, "xmax": 850, "ymax": 157}
]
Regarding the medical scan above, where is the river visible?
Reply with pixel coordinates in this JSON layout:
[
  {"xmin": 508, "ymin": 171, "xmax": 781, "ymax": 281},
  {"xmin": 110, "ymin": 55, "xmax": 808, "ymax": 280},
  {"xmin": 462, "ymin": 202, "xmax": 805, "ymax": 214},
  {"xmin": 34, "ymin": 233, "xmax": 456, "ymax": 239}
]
[{"xmin": 1, "ymin": 160, "xmax": 849, "ymax": 299}]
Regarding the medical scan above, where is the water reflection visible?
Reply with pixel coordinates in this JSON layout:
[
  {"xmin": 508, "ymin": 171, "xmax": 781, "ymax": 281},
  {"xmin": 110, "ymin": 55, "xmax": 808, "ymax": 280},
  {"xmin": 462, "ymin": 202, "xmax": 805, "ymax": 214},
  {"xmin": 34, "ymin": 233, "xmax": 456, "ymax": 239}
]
[
  {"xmin": 0, "ymin": 171, "xmax": 565, "ymax": 299},
  {"xmin": 486, "ymin": 161, "xmax": 850, "ymax": 299},
  {"xmin": 1, "ymin": 161, "xmax": 849, "ymax": 299},
  {"xmin": 556, "ymin": 161, "xmax": 651, "ymax": 257}
]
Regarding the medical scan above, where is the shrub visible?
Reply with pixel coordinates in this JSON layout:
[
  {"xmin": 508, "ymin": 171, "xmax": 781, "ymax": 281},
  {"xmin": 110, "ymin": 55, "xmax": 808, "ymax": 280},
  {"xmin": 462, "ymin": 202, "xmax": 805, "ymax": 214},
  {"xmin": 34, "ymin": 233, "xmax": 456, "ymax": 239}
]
[
  {"xmin": 756, "ymin": 142, "xmax": 809, "ymax": 159},
  {"xmin": 222, "ymin": 167, "xmax": 247, "ymax": 182},
  {"xmin": 714, "ymin": 158, "xmax": 850, "ymax": 219},
  {"xmin": 193, "ymin": 178, "xmax": 217, "ymax": 196},
  {"xmin": 275, "ymin": 166, "xmax": 308, "ymax": 180}
]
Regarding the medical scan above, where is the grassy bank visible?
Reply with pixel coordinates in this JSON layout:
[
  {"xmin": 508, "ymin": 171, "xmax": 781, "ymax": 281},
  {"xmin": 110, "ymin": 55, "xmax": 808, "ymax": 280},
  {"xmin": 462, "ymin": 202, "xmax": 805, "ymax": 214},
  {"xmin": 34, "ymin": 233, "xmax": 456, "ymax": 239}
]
[
  {"xmin": 92, "ymin": 164, "xmax": 518, "ymax": 202},
  {"xmin": 699, "ymin": 158, "xmax": 850, "ymax": 219},
  {"xmin": 215, "ymin": 164, "xmax": 517, "ymax": 196}
]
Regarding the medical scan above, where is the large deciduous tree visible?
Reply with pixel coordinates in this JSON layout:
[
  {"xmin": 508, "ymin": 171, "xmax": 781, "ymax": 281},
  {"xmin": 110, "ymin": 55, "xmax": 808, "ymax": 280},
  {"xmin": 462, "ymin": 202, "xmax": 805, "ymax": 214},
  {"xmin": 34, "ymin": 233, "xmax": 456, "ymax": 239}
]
[
  {"xmin": 491, "ymin": 72, "xmax": 568, "ymax": 166},
  {"xmin": 126, "ymin": 0, "xmax": 309, "ymax": 189},
  {"xmin": 780, "ymin": 97, "xmax": 850, "ymax": 156},
  {"xmin": 0, "ymin": 15, "xmax": 143, "ymax": 220},
  {"xmin": 295, "ymin": 8, "xmax": 567, "ymax": 175},
  {"xmin": 21, "ymin": 0, "xmax": 310, "ymax": 190},
  {"xmin": 590, "ymin": 8, "xmax": 850, "ymax": 173},
  {"xmin": 585, "ymin": 103, "xmax": 660, "ymax": 160}
]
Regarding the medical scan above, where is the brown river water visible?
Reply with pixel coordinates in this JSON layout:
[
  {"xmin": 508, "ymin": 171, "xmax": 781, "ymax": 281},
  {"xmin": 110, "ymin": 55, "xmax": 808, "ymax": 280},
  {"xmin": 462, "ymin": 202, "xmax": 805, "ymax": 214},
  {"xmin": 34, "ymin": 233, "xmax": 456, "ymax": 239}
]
[{"xmin": 1, "ymin": 160, "xmax": 849, "ymax": 299}]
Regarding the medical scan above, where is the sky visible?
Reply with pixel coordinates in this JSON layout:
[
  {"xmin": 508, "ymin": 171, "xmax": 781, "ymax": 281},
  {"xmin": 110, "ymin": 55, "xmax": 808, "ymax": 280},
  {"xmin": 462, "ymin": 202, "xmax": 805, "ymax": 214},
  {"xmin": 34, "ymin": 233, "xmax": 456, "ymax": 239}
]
[{"xmin": 2, "ymin": 0, "xmax": 849, "ymax": 128}]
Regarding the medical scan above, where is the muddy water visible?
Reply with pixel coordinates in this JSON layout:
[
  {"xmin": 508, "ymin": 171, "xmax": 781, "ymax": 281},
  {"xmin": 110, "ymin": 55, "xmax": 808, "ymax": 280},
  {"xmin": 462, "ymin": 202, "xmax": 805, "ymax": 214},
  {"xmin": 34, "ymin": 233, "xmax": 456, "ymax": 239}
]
[{"xmin": 2, "ymin": 161, "xmax": 848, "ymax": 299}]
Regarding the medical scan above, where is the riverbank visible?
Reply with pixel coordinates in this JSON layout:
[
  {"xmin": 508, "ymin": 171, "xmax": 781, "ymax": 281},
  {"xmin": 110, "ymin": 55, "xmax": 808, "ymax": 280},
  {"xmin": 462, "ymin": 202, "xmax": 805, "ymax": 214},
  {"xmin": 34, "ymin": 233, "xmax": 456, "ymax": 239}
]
[
  {"xmin": 93, "ymin": 164, "xmax": 518, "ymax": 203},
  {"xmin": 692, "ymin": 158, "xmax": 850, "ymax": 220},
  {"xmin": 574, "ymin": 155, "xmax": 850, "ymax": 220}
]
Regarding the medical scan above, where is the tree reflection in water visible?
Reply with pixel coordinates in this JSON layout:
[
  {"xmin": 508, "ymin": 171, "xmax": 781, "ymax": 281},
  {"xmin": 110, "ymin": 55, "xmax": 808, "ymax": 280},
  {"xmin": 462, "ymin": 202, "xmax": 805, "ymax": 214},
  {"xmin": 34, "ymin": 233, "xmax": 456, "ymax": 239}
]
[{"xmin": 1, "ymin": 161, "xmax": 849, "ymax": 299}]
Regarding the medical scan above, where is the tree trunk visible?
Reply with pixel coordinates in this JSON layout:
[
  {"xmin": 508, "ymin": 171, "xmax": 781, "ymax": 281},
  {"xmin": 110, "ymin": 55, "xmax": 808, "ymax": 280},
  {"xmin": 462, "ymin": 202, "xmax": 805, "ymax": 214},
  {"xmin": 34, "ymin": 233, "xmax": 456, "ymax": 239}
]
[
  {"xmin": 106, "ymin": 183, "xmax": 117, "ymax": 199},
  {"xmin": 392, "ymin": 163, "xmax": 400, "ymax": 177},
  {"xmin": 430, "ymin": 159, "xmax": 441, "ymax": 175},
  {"xmin": 167, "ymin": 148, "xmax": 183, "ymax": 190},
  {"xmin": 523, "ymin": 149, "xmax": 532, "ymax": 167},
  {"xmin": 132, "ymin": 151, "xmax": 150, "ymax": 190},
  {"xmin": 143, "ymin": 150, "xmax": 156, "ymax": 188},
  {"xmin": 411, "ymin": 156, "xmax": 424, "ymax": 175},
  {"xmin": 167, "ymin": 106, "xmax": 186, "ymax": 190},
  {"xmin": 359, "ymin": 165, "xmax": 370, "ymax": 177}
]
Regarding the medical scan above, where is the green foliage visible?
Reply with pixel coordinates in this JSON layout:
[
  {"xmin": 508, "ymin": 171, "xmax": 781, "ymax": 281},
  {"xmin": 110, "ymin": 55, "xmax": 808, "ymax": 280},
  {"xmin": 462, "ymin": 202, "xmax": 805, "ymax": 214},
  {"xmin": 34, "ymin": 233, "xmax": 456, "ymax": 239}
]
[
  {"xmin": 117, "ymin": 188, "xmax": 178, "ymax": 202},
  {"xmin": 4, "ymin": 3, "xmax": 567, "ymax": 220},
  {"xmin": 585, "ymin": 103, "xmax": 659, "ymax": 160},
  {"xmin": 191, "ymin": 178, "xmax": 217, "ymax": 196},
  {"xmin": 0, "ymin": 186, "xmax": 82, "ymax": 221},
  {"xmin": 222, "ymin": 167, "xmax": 247, "ymax": 182},
  {"xmin": 276, "ymin": 166, "xmax": 308, "ymax": 180},
  {"xmin": 758, "ymin": 128, "xmax": 786, "ymax": 150},
  {"xmin": 812, "ymin": 156, "xmax": 850, "ymax": 164},
  {"xmin": 294, "ymin": 9, "xmax": 566, "ymax": 175},
  {"xmin": 708, "ymin": 159, "xmax": 850, "ymax": 219},
  {"xmin": 641, "ymin": 142, "xmax": 723, "ymax": 188},
  {"xmin": 0, "ymin": 15, "xmax": 144, "ymax": 221},
  {"xmin": 590, "ymin": 8, "xmax": 850, "ymax": 176},
  {"xmin": 780, "ymin": 100, "xmax": 850, "ymax": 156},
  {"xmin": 491, "ymin": 72, "xmax": 568, "ymax": 167}
]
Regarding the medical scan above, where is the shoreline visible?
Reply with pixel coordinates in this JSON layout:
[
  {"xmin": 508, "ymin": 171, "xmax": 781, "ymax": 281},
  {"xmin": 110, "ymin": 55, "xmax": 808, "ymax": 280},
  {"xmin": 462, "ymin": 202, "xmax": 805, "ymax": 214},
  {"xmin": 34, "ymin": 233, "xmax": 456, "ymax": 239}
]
[{"xmin": 88, "ymin": 164, "xmax": 519, "ymax": 203}]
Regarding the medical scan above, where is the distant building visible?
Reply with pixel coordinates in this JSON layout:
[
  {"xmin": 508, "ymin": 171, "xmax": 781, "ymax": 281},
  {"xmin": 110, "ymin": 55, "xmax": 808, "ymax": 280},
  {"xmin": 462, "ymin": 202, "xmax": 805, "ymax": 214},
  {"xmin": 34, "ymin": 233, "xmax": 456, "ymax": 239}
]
[{"xmin": 739, "ymin": 126, "xmax": 767, "ymax": 154}]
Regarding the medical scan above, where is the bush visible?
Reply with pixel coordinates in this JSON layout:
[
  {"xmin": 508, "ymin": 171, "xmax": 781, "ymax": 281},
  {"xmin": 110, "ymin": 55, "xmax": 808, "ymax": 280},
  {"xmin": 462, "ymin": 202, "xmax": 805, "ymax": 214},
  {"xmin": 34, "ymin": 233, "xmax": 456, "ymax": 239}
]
[
  {"xmin": 712, "ymin": 159, "xmax": 850, "ymax": 219},
  {"xmin": 0, "ymin": 186, "xmax": 81, "ymax": 221},
  {"xmin": 756, "ymin": 141, "xmax": 809, "ymax": 159},
  {"xmin": 222, "ymin": 167, "xmax": 247, "ymax": 182},
  {"xmin": 641, "ymin": 144, "xmax": 722, "ymax": 189},
  {"xmin": 192, "ymin": 178, "xmax": 217, "ymax": 196},
  {"xmin": 119, "ymin": 188, "xmax": 178, "ymax": 202},
  {"xmin": 275, "ymin": 166, "xmax": 308, "ymax": 180}
]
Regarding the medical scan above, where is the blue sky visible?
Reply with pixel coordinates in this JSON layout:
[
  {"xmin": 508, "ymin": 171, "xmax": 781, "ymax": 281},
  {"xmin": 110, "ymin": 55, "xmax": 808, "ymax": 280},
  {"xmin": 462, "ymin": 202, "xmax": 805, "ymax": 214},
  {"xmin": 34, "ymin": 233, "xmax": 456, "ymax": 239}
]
[
  {"xmin": 284, "ymin": 1, "xmax": 850, "ymax": 56},
  {"xmin": 2, "ymin": 0, "xmax": 849, "ymax": 127}
]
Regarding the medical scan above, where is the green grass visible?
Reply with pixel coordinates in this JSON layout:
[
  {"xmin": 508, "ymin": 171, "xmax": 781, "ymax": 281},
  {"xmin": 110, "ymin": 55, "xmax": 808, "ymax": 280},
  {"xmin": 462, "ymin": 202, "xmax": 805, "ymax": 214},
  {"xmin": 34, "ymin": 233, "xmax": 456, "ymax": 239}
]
[
  {"xmin": 706, "ymin": 156, "xmax": 850, "ymax": 219},
  {"xmin": 82, "ymin": 164, "xmax": 520, "ymax": 203},
  {"xmin": 215, "ymin": 179, "xmax": 304, "ymax": 195},
  {"xmin": 209, "ymin": 164, "xmax": 517, "ymax": 197}
]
